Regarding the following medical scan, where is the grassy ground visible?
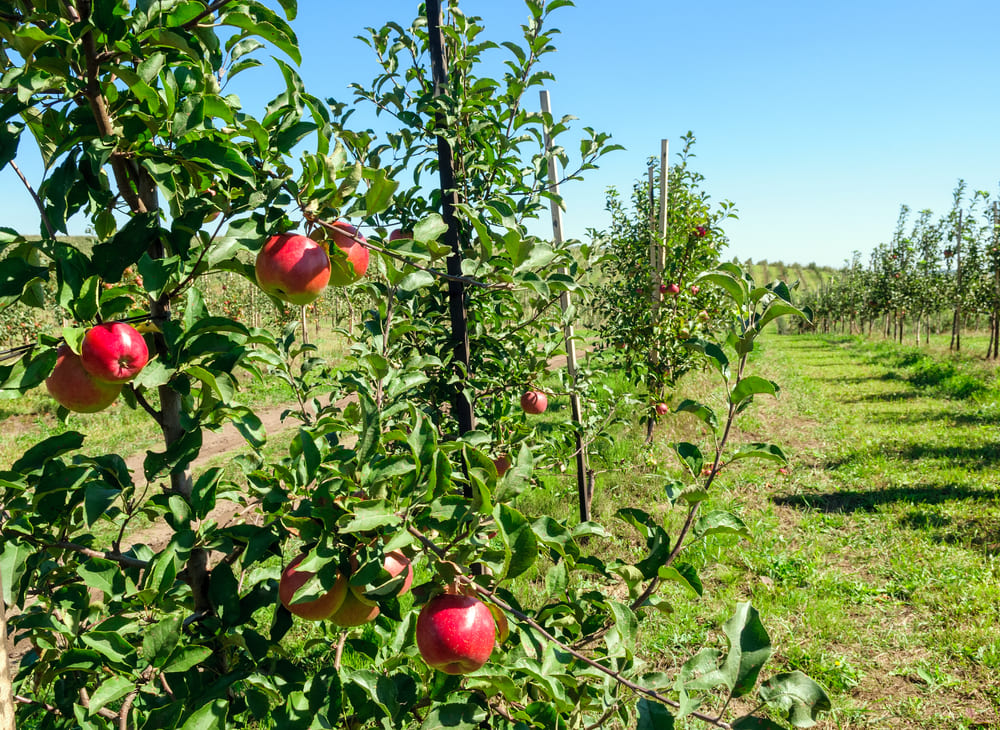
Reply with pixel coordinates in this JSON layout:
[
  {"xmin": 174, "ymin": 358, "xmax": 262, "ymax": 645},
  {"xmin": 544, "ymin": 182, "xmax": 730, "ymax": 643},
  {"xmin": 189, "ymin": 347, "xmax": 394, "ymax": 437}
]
[{"xmin": 510, "ymin": 332, "xmax": 1000, "ymax": 727}]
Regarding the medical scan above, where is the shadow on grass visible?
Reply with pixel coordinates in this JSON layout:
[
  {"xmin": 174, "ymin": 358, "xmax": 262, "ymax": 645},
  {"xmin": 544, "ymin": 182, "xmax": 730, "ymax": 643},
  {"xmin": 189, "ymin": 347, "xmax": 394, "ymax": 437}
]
[
  {"xmin": 774, "ymin": 483, "xmax": 997, "ymax": 514},
  {"xmin": 823, "ymin": 443, "xmax": 1000, "ymax": 471}
]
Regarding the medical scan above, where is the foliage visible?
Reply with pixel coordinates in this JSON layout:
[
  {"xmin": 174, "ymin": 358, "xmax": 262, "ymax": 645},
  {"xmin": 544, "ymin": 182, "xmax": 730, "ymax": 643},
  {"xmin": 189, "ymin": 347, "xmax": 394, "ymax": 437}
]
[
  {"xmin": 592, "ymin": 133, "xmax": 737, "ymax": 411},
  {"xmin": 0, "ymin": 1, "xmax": 827, "ymax": 729}
]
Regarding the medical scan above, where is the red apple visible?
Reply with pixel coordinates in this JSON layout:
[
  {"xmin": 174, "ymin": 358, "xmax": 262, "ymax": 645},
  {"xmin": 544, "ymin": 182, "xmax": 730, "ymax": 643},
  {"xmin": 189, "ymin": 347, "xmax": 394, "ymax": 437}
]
[
  {"xmin": 520, "ymin": 390, "xmax": 547, "ymax": 415},
  {"xmin": 46, "ymin": 344, "xmax": 122, "ymax": 413},
  {"xmin": 80, "ymin": 322, "xmax": 149, "ymax": 384},
  {"xmin": 329, "ymin": 587, "xmax": 380, "ymax": 627},
  {"xmin": 279, "ymin": 554, "xmax": 348, "ymax": 621},
  {"xmin": 690, "ymin": 285, "xmax": 700, "ymax": 295},
  {"xmin": 654, "ymin": 403, "xmax": 669, "ymax": 416},
  {"xmin": 493, "ymin": 454, "xmax": 511, "ymax": 477},
  {"xmin": 695, "ymin": 225, "xmax": 707, "ymax": 237},
  {"xmin": 416, "ymin": 593, "xmax": 496, "ymax": 675},
  {"xmin": 384, "ymin": 550, "xmax": 414, "ymax": 596},
  {"xmin": 388, "ymin": 228, "xmax": 413, "ymax": 242},
  {"xmin": 255, "ymin": 233, "xmax": 331, "ymax": 305},
  {"xmin": 327, "ymin": 221, "xmax": 370, "ymax": 287},
  {"xmin": 665, "ymin": 283, "xmax": 681, "ymax": 296}
]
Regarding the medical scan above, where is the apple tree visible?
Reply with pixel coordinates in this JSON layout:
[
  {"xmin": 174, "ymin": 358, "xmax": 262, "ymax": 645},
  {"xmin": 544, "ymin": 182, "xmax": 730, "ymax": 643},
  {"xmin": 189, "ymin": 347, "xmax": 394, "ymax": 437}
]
[
  {"xmin": 592, "ymin": 134, "xmax": 735, "ymax": 437},
  {"xmin": 0, "ymin": 1, "xmax": 829, "ymax": 728}
]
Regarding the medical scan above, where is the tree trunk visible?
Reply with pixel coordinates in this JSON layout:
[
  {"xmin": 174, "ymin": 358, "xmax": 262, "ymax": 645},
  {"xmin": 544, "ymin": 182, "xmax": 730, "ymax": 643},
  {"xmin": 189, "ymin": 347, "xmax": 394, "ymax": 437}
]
[{"xmin": 0, "ymin": 564, "xmax": 14, "ymax": 730}]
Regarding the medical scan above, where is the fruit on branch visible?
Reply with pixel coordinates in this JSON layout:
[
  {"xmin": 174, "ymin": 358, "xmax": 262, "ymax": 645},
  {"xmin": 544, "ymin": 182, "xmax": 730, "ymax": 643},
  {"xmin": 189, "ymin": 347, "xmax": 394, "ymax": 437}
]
[
  {"xmin": 278, "ymin": 554, "xmax": 348, "ymax": 621},
  {"xmin": 665, "ymin": 283, "xmax": 681, "ymax": 296},
  {"xmin": 695, "ymin": 225, "xmax": 707, "ymax": 237},
  {"xmin": 327, "ymin": 221, "xmax": 370, "ymax": 286},
  {"xmin": 255, "ymin": 233, "xmax": 331, "ymax": 305},
  {"xmin": 388, "ymin": 228, "xmax": 413, "ymax": 242},
  {"xmin": 520, "ymin": 390, "xmax": 548, "ymax": 415},
  {"xmin": 697, "ymin": 310, "xmax": 710, "ymax": 322},
  {"xmin": 654, "ymin": 402, "xmax": 670, "ymax": 416},
  {"xmin": 80, "ymin": 322, "xmax": 149, "ymax": 384},
  {"xmin": 416, "ymin": 592, "xmax": 496, "ymax": 675},
  {"xmin": 493, "ymin": 454, "xmax": 511, "ymax": 477},
  {"xmin": 384, "ymin": 550, "xmax": 414, "ymax": 596},
  {"xmin": 329, "ymin": 587, "xmax": 381, "ymax": 627},
  {"xmin": 690, "ymin": 285, "xmax": 700, "ymax": 295},
  {"xmin": 46, "ymin": 344, "xmax": 123, "ymax": 413}
]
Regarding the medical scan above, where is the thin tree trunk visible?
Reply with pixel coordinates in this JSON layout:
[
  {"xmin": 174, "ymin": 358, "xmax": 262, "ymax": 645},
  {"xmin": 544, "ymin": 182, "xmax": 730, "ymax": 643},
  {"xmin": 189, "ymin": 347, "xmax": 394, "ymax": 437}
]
[{"xmin": 0, "ymin": 564, "xmax": 14, "ymax": 730}]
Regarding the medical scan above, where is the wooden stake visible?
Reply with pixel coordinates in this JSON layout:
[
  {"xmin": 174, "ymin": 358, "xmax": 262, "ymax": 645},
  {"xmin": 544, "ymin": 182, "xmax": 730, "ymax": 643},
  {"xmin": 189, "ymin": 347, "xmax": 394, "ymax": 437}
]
[
  {"xmin": 540, "ymin": 90, "xmax": 591, "ymax": 523},
  {"xmin": 427, "ymin": 0, "xmax": 475, "ymax": 506}
]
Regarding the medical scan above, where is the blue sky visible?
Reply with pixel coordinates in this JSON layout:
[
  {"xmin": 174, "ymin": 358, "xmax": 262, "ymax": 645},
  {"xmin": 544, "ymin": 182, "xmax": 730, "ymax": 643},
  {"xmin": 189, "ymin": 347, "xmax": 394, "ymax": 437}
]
[{"xmin": 4, "ymin": 1, "xmax": 1000, "ymax": 267}]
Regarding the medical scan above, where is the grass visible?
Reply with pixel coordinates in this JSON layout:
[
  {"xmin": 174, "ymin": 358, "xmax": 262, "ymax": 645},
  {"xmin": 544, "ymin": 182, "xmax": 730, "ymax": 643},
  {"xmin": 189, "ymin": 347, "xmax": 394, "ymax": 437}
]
[{"xmin": 507, "ymin": 332, "xmax": 1000, "ymax": 727}]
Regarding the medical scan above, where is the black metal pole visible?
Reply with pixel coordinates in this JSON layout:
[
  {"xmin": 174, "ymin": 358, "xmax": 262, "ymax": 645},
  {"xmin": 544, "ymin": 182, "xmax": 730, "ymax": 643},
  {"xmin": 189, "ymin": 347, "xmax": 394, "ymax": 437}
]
[{"xmin": 426, "ymin": 1, "xmax": 476, "ymax": 450}]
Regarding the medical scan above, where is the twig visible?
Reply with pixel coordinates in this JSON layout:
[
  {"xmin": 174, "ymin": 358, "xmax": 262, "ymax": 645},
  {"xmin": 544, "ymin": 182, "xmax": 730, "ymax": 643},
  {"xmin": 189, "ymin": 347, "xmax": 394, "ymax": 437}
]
[{"xmin": 9, "ymin": 161, "xmax": 56, "ymax": 240}]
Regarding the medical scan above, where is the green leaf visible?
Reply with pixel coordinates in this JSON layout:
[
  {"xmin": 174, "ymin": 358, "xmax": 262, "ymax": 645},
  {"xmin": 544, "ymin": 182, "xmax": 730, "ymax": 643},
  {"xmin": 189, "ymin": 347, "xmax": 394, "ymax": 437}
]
[
  {"xmin": 729, "ymin": 443, "xmax": 787, "ymax": 464},
  {"xmin": 658, "ymin": 563, "xmax": 703, "ymax": 597},
  {"xmin": 77, "ymin": 558, "xmax": 123, "ymax": 598},
  {"xmin": 636, "ymin": 698, "xmax": 675, "ymax": 729},
  {"xmin": 163, "ymin": 646, "xmax": 213, "ymax": 674},
  {"xmin": 180, "ymin": 698, "xmax": 228, "ymax": 730},
  {"xmin": 419, "ymin": 701, "xmax": 486, "ymax": 730},
  {"xmin": 673, "ymin": 442, "xmax": 703, "ymax": 477},
  {"xmin": 674, "ymin": 399, "xmax": 719, "ymax": 431},
  {"xmin": 91, "ymin": 213, "xmax": 159, "ymax": 283},
  {"xmin": 413, "ymin": 213, "xmax": 448, "ymax": 244},
  {"xmin": 494, "ymin": 503, "xmax": 538, "ymax": 581},
  {"xmin": 87, "ymin": 676, "xmax": 134, "ymax": 716},
  {"xmin": 337, "ymin": 501, "xmax": 401, "ymax": 534},
  {"xmin": 12, "ymin": 431, "xmax": 83, "ymax": 473},
  {"xmin": 696, "ymin": 270, "xmax": 747, "ymax": 308},
  {"xmin": 683, "ymin": 338, "xmax": 730, "ymax": 380},
  {"xmin": 605, "ymin": 600, "xmax": 638, "ymax": 657},
  {"xmin": 142, "ymin": 615, "xmax": 182, "ymax": 666},
  {"xmin": 758, "ymin": 671, "xmax": 831, "ymax": 727},
  {"xmin": 721, "ymin": 602, "xmax": 772, "ymax": 698},
  {"xmin": 693, "ymin": 511, "xmax": 750, "ymax": 540},
  {"xmin": 730, "ymin": 376, "xmax": 779, "ymax": 407}
]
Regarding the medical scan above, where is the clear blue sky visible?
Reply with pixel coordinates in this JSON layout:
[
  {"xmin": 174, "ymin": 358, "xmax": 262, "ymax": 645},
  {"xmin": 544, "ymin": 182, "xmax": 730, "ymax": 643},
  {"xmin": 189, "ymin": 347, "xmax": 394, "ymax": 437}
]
[{"xmin": 4, "ymin": 0, "xmax": 1000, "ymax": 268}]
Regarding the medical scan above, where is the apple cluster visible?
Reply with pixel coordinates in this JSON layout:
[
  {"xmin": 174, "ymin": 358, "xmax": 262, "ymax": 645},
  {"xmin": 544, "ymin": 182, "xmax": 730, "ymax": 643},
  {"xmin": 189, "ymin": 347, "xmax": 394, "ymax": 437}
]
[
  {"xmin": 280, "ymin": 551, "xmax": 498, "ymax": 675},
  {"xmin": 45, "ymin": 322, "xmax": 150, "ymax": 413},
  {"xmin": 254, "ymin": 222, "xmax": 370, "ymax": 306}
]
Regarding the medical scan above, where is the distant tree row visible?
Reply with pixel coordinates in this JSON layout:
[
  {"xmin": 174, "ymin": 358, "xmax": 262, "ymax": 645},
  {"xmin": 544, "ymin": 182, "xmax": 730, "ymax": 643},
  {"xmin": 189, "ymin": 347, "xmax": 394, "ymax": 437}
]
[{"xmin": 800, "ymin": 181, "xmax": 1000, "ymax": 358}]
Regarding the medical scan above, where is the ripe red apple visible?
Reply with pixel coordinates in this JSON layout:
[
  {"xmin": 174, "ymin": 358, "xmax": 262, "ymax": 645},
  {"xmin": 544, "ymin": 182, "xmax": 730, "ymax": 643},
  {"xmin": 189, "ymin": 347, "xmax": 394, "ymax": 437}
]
[
  {"xmin": 654, "ymin": 402, "xmax": 669, "ymax": 416},
  {"xmin": 279, "ymin": 554, "xmax": 348, "ymax": 621},
  {"xmin": 255, "ymin": 233, "xmax": 331, "ymax": 305},
  {"xmin": 327, "ymin": 221, "xmax": 370, "ymax": 286},
  {"xmin": 690, "ymin": 285, "xmax": 700, "ymax": 295},
  {"xmin": 388, "ymin": 228, "xmax": 412, "ymax": 242},
  {"xmin": 493, "ymin": 454, "xmax": 511, "ymax": 477},
  {"xmin": 416, "ymin": 593, "xmax": 496, "ymax": 675},
  {"xmin": 329, "ymin": 587, "xmax": 380, "ymax": 627},
  {"xmin": 520, "ymin": 390, "xmax": 547, "ymax": 415},
  {"xmin": 665, "ymin": 283, "xmax": 681, "ymax": 296},
  {"xmin": 695, "ymin": 225, "xmax": 707, "ymax": 237},
  {"xmin": 384, "ymin": 550, "xmax": 414, "ymax": 596},
  {"xmin": 46, "ymin": 344, "xmax": 122, "ymax": 413},
  {"xmin": 80, "ymin": 322, "xmax": 149, "ymax": 384}
]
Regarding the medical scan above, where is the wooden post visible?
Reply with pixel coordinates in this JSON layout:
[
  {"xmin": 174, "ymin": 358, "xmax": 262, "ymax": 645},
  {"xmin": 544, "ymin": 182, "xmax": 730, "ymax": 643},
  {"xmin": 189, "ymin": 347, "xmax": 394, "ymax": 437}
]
[
  {"xmin": 991, "ymin": 202, "xmax": 1000, "ymax": 359},
  {"xmin": 540, "ymin": 90, "xmax": 591, "ymax": 523},
  {"xmin": 299, "ymin": 305, "xmax": 309, "ymax": 345},
  {"xmin": 951, "ymin": 211, "xmax": 963, "ymax": 352},
  {"xmin": 0, "ymin": 564, "xmax": 13, "ymax": 730},
  {"xmin": 427, "ymin": 1, "xmax": 476, "ymax": 491}
]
